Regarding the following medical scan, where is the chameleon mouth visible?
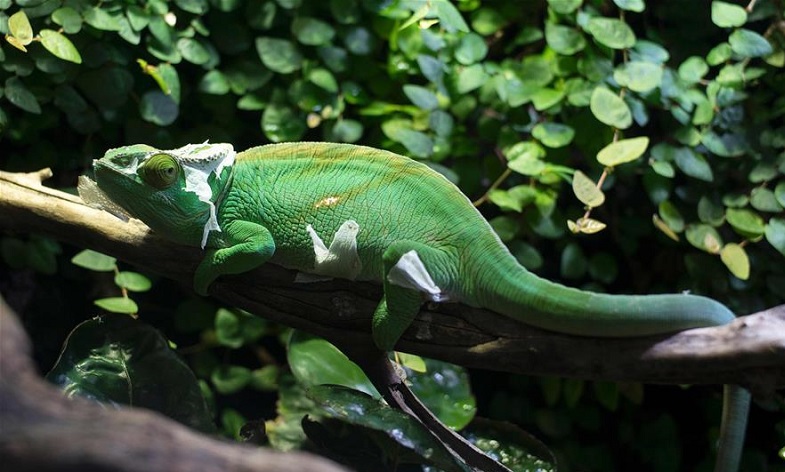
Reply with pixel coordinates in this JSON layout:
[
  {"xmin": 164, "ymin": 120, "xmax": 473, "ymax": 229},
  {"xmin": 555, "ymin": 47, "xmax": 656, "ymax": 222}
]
[{"xmin": 77, "ymin": 174, "xmax": 133, "ymax": 221}]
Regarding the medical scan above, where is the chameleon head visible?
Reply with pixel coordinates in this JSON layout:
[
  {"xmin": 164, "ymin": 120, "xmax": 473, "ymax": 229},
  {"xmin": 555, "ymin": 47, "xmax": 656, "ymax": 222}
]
[{"xmin": 92, "ymin": 142, "xmax": 236, "ymax": 248}]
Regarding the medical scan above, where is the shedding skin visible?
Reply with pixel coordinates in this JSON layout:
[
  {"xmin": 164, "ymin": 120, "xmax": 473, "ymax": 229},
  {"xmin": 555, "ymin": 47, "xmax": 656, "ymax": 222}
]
[{"xmin": 92, "ymin": 142, "xmax": 750, "ymax": 472}]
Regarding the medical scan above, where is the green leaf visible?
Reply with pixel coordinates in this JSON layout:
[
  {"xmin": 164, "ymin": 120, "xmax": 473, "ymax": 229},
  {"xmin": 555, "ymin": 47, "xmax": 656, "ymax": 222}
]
[
  {"xmin": 199, "ymin": 70, "xmax": 230, "ymax": 95},
  {"xmin": 586, "ymin": 17, "xmax": 636, "ymax": 50},
  {"xmin": 596, "ymin": 137, "xmax": 649, "ymax": 167},
  {"xmin": 765, "ymin": 217, "xmax": 785, "ymax": 257},
  {"xmin": 678, "ymin": 56, "xmax": 709, "ymax": 84},
  {"xmin": 471, "ymin": 8, "xmax": 507, "ymax": 35},
  {"xmin": 590, "ymin": 87, "xmax": 632, "ymax": 129},
  {"xmin": 613, "ymin": 61, "xmax": 662, "ymax": 93},
  {"xmin": 262, "ymin": 103, "xmax": 306, "ymax": 142},
  {"xmin": 4, "ymin": 77, "xmax": 41, "ymax": 114},
  {"xmin": 175, "ymin": 0, "xmax": 209, "ymax": 14},
  {"xmin": 658, "ymin": 200, "xmax": 684, "ymax": 232},
  {"xmin": 307, "ymin": 385, "xmax": 473, "ymax": 472},
  {"xmin": 292, "ymin": 17, "xmax": 335, "ymax": 46},
  {"xmin": 673, "ymin": 147, "xmax": 713, "ymax": 182},
  {"xmin": 455, "ymin": 33, "xmax": 488, "ymax": 65},
  {"xmin": 94, "ymin": 297, "xmax": 139, "ymax": 314},
  {"xmin": 711, "ymin": 1, "xmax": 748, "ymax": 28},
  {"xmin": 631, "ymin": 40, "xmax": 670, "ymax": 64},
  {"xmin": 701, "ymin": 131, "xmax": 747, "ymax": 157},
  {"xmin": 531, "ymin": 88, "xmax": 565, "ymax": 111},
  {"xmin": 698, "ymin": 197, "xmax": 725, "ymax": 226},
  {"xmin": 215, "ymin": 308, "xmax": 267, "ymax": 348},
  {"xmin": 382, "ymin": 119, "xmax": 434, "ymax": 157},
  {"xmin": 396, "ymin": 352, "xmax": 426, "ymax": 372},
  {"xmin": 726, "ymin": 208, "xmax": 766, "ymax": 238},
  {"xmin": 308, "ymin": 68, "xmax": 338, "ymax": 93},
  {"xmin": 326, "ymin": 119, "xmax": 363, "ymax": 143},
  {"xmin": 729, "ymin": 29, "xmax": 773, "ymax": 58},
  {"xmin": 572, "ymin": 170, "xmax": 605, "ymax": 208},
  {"xmin": 46, "ymin": 316, "xmax": 215, "ymax": 432},
  {"xmin": 547, "ymin": 0, "xmax": 582, "ymax": 14},
  {"xmin": 545, "ymin": 23, "xmax": 586, "ymax": 56},
  {"xmin": 288, "ymin": 331, "xmax": 379, "ymax": 397},
  {"xmin": 506, "ymin": 141, "xmax": 546, "ymax": 176},
  {"xmin": 139, "ymin": 91, "xmax": 179, "ymax": 126},
  {"xmin": 431, "ymin": 0, "xmax": 470, "ymax": 33},
  {"xmin": 114, "ymin": 272, "xmax": 152, "ymax": 292},
  {"xmin": 256, "ymin": 37, "xmax": 303, "ymax": 74},
  {"xmin": 83, "ymin": 6, "xmax": 122, "ymax": 31},
  {"xmin": 8, "ymin": 10, "xmax": 33, "ymax": 46},
  {"xmin": 532, "ymin": 122, "xmax": 575, "ymax": 148},
  {"xmin": 404, "ymin": 357, "xmax": 476, "ymax": 430},
  {"xmin": 775, "ymin": 182, "xmax": 785, "ymax": 207},
  {"xmin": 720, "ymin": 243, "xmax": 750, "ymax": 280},
  {"xmin": 463, "ymin": 420, "xmax": 556, "ymax": 472},
  {"xmin": 561, "ymin": 243, "xmax": 587, "ymax": 279},
  {"xmin": 685, "ymin": 224, "xmax": 723, "ymax": 253},
  {"xmin": 158, "ymin": 64, "xmax": 181, "ymax": 103},
  {"xmin": 211, "ymin": 365, "xmax": 252, "ymax": 394},
  {"xmin": 72, "ymin": 249, "xmax": 116, "ymax": 271},
  {"xmin": 614, "ymin": 0, "xmax": 645, "ymax": 12},
  {"xmin": 177, "ymin": 37, "xmax": 211, "ymax": 65},
  {"xmin": 750, "ymin": 187, "xmax": 782, "ymax": 212},
  {"xmin": 707, "ymin": 42, "xmax": 732, "ymax": 65},
  {"xmin": 651, "ymin": 160, "xmax": 675, "ymax": 178},
  {"xmin": 455, "ymin": 63, "xmax": 488, "ymax": 93},
  {"xmin": 403, "ymin": 84, "xmax": 438, "ymax": 110}
]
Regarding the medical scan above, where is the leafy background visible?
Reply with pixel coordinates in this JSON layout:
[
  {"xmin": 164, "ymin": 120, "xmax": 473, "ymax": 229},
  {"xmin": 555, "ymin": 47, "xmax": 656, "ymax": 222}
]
[{"xmin": 1, "ymin": 0, "xmax": 784, "ymax": 471}]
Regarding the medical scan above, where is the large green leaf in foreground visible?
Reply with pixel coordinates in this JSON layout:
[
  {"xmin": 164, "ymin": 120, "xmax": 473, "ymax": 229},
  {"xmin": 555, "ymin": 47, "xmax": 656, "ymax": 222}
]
[{"xmin": 46, "ymin": 315, "xmax": 215, "ymax": 432}]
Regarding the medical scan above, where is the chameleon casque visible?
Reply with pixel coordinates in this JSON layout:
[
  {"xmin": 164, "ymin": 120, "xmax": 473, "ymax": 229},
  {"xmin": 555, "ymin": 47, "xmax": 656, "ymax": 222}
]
[{"xmin": 85, "ymin": 141, "xmax": 749, "ymax": 472}]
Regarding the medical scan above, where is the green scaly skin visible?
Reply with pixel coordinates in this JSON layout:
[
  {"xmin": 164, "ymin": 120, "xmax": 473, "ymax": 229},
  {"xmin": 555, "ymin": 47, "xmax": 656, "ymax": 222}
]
[{"xmin": 89, "ymin": 142, "xmax": 749, "ymax": 472}]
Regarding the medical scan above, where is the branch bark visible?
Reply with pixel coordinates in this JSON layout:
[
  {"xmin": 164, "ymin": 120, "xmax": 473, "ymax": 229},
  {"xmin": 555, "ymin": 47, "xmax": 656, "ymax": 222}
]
[
  {"xmin": 0, "ymin": 295, "xmax": 349, "ymax": 472},
  {"xmin": 1, "ymin": 171, "xmax": 784, "ymax": 396}
]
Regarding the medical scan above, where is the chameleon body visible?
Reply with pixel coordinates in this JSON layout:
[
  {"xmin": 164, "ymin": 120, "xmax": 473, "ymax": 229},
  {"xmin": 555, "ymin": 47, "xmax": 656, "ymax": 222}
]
[{"xmin": 88, "ymin": 142, "xmax": 749, "ymax": 472}]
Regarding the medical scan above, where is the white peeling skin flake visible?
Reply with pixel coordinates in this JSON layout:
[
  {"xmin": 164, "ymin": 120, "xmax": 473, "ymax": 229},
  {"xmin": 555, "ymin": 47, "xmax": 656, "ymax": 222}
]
[
  {"xmin": 306, "ymin": 220, "xmax": 363, "ymax": 279},
  {"xmin": 387, "ymin": 250, "xmax": 449, "ymax": 302}
]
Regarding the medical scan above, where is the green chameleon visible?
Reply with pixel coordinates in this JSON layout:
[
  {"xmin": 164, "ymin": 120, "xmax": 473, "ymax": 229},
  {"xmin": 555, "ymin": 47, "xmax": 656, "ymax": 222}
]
[{"xmin": 83, "ymin": 141, "xmax": 749, "ymax": 472}]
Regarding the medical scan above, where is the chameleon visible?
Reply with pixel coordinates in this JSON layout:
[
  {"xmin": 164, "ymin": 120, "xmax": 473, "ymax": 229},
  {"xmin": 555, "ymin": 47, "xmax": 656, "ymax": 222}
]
[{"xmin": 83, "ymin": 141, "xmax": 749, "ymax": 472}]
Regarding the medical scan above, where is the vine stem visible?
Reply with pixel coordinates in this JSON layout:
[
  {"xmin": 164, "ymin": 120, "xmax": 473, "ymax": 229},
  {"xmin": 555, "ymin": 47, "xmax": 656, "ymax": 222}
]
[{"xmin": 473, "ymin": 168, "xmax": 512, "ymax": 207}]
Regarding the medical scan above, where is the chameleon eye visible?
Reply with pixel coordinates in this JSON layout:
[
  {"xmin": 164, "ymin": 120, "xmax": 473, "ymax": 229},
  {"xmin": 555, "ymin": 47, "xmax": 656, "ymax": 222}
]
[{"xmin": 138, "ymin": 153, "xmax": 181, "ymax": 189}]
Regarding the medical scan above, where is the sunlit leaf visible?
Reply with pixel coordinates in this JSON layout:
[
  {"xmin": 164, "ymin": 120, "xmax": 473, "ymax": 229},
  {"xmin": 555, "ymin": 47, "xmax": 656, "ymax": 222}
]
[
  {"xmin": 596, "ymin": 137, "xmax": 649, "ymax": 167},
  {"xmin": 729, "ymin": 29, "xmax": 772, "ymax": 58},
  {"xmin": 94, "ymin": 297, "xmax": 139, "ymax": 314},
  {"xmin": 72, "ymin": 249, "xmax": 117, "ymax": 271},
  {"xmin": 8, "ymin": 10, "xmax": 33, "ymax": 45},
  {"xmin": 586, "ymin": 18, "xmax": 636, "ymax": 50},
  {"xmin": 720, "ymin": 243, "xmax": 750, "ymax": 280},
  {"xmin": 590, "ymin": 87, "xmax": 632, "ymax": 129},
  {"xmin": 572, "ymin": 170, "xmax": 605, "ymax": 208},
  {"xmin": 711, "ymin": 1, "xmax": 748, "ymax": 28}
]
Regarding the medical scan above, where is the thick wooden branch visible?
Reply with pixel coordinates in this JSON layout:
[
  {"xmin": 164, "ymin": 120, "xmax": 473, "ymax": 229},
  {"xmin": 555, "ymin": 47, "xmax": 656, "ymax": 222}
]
[
  {"xmin": 1, "ymin": 171, "xmax": 784, "ymax": 396},
  {"xmin": 0, "ymin": 296, "xmax": 349, "ymax": 472}
]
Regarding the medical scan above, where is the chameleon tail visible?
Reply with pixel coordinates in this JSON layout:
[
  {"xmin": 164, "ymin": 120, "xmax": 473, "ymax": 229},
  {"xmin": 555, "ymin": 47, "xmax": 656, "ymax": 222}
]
[
  {"xmin": 481, "ymin": 259, "xmax": 736, "ymax": 336},
  {"xmin": 475, "ymin": 259, "xmax": 748, "ymax": 472}
]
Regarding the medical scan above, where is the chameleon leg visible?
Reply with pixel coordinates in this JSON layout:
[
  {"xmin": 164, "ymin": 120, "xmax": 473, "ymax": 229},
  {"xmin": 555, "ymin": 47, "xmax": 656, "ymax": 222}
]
[
  {"xmin": 194, "ymin": 220, "xmax": 275, "ymax": 295},
  {"xmin": 372, "ymin": 241, "xmax": 451, "ymax": 351}
]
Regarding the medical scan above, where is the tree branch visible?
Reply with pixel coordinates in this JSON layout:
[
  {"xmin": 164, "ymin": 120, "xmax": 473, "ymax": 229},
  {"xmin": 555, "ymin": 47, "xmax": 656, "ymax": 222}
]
[
  {"xmin": 0, "ymin": 295, "xmax": 349, "ymax": 472},
  {"xmin": 1, "ymin": 171, "xmax": 784, "ymax": 396}
]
